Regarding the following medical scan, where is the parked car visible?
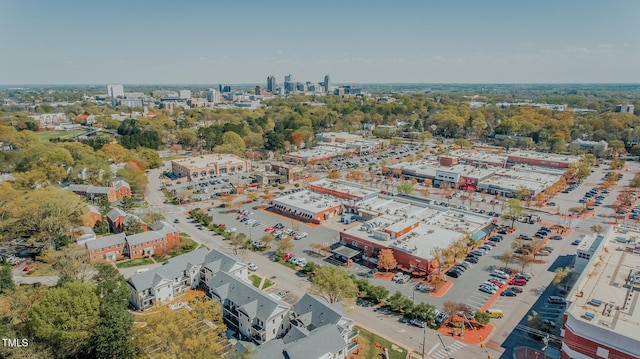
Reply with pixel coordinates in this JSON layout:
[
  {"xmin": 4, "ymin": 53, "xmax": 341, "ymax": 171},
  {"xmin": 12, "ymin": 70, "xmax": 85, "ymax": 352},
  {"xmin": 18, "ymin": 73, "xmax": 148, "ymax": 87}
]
[
  {"xmin": 509, "ymin": 278, "xmax": 527, "ymax": 286},
  {"xmin": 501, "ymin": 290, "xmax": 517, "ymax": 297},
  {"xmin": 409, "ymin": 318, "xmax": 426, "ymax": 328},
  {"xmin": 548, "ymin": 296, "xmax": 567, "ymax": 304},
  {"xmin": 392, "ymin": 272, "xmax": 403, "ymax": 281},
  {"xmin": 248, "ymin": 263, "xmax": 258, "ymax": 271},
  {"xmin": 479, "ymin": 285, "xmax": 496, "ymax": 294},
  {"xmin": 550, "ymin": 235, "xmax": 563, "ymax": 240},
  {"xmin": 507, "ymin": 286, "xmax": 523, "ymax": 293}
]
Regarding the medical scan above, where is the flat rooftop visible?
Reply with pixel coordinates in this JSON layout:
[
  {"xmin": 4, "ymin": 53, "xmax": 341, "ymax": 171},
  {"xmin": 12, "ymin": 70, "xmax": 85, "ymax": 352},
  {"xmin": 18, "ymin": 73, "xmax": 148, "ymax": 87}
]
[
  {"xmin": 508, "ymin": 151, "xmax": 580, "ymax": 164},
  {"xmin": 309, "ymin": 179, "xmax": 379, "ymax": 200},
  {"xmin": 284, "ymin": 146, "xmax": 347, "ymax": 160},
  {"xmin": 461, "ymin": 151, "xmax": 509, "ymax": 165},
  {"xmin": 172, "ymin": 154, "xmax": 247, "ymax": 169},
  {"xmin": 567, "ymin": 226, "xmax": 640, "ymax": 351},
  {"xmin": 347, "ymin": 197, "xmax": 489, "ymax": 259},
  {"xmin": 480, "ymin": 166, "xmax": 563, "ymax": 193},
  {"xmin": 272, "ymin": 190, "xmax": 342, "ymax": 213}
]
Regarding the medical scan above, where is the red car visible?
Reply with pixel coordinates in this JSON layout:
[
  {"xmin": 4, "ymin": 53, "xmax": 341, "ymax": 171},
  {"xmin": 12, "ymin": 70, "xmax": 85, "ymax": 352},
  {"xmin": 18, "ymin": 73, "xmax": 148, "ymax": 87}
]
[
  {"xmin": 282, "ymin": 253, "xmax": 293, "ymax": 262},
  {"xmin": 509, "ymin": 278, "xmax": 527, "ymax": 286},
  {"xmin": 237, "ymin": 215, "xmax": 245, "ymax": 220},
  {"xmin": 488, "ymin": 279, "xmax": 504, "ymax": 288},
  {"xmin": 265, "ymin": 225, "xmax": 274, "ymax": 232}
]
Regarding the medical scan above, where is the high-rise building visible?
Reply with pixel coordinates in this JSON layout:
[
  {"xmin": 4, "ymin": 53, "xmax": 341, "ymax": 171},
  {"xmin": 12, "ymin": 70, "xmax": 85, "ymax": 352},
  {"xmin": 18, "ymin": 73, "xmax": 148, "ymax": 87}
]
[
  {"xmin": 206, "ymin": 88, "xmax": 220, "ymax": 104},
  {"xmin": 323, "ymin": 75, "xmax": 331, "ymax": 93},
  {"xmin": 266, "ymin": 76, "xmax": 276, "ymax": 93},
  {"xmin": 106, "ymin": 84, "xmax": 124, "ymax": 98},
  {"xmin": 255, "ymin": 86, "xmax": 264, "ymax": 95}
]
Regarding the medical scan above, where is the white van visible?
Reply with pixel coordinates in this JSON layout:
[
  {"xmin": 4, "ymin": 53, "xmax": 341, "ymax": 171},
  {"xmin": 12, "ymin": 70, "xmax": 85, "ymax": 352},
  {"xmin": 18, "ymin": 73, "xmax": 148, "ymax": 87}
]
[{"xmin": 135, "ymin": 268, "xmax": 150, "ymax": 274}]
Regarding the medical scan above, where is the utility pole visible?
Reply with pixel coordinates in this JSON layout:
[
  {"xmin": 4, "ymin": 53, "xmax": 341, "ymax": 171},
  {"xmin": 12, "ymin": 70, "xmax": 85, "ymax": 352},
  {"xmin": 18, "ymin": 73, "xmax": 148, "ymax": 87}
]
[
  {"xmin": 436, "ymin": 334, "xmax": 452, "ymax": 359},
  {"xmin": 422, "ymin": 323, "xmax": 426, "ymax": 359}
]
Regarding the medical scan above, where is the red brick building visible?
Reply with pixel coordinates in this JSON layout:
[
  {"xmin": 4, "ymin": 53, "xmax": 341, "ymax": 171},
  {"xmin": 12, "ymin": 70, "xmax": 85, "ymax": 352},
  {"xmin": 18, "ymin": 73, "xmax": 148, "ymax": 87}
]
[
  {"xmin": 66, "ymin": 180, "xmax": 132, "ymax": 203},
  {"xmin": 83, "ymin": 205, "xmax": 103, "ymax": 228},
  {"xmin": 106, "ymin": 208, "xmax": 147, "ymax": 234}
]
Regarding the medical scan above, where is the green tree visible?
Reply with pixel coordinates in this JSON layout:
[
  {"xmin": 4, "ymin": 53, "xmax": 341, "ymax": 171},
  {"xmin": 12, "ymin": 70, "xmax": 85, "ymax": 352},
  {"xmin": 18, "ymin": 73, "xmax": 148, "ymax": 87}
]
[
  {"xmin": 123, "ymin": 219, "xmax": 145, "ymax": 235},
  {"xmin": 0, "ymin": 266, "xmax": 15, "ymax": 293},
  {"xmin": 29, "ymin": 281, "xmax": 100, "ymax": 357},
  {"xmin": 276, "ymin": 237, "xmax": 294, "ymax": 256},
  {"xmin": 396, "ymin": 181, "xmax": 415, "ymax": 194},
  {"xmin": 119, "ymin": 196, "xmax": 135, "ymax": 211},
  {"xmin": 89, "ymin": 264, "xmax": 135, "ymax": 359},
  {"xmin": 214, "ymin": 131, "xmax": 246, "ymax": 156},
  {"xmin": 502, "ymin": 198, "xmax": 525, "ymax": 228},
  {"xmin": 136, "ymin": 147, "xmax": 162, "ymax": 169},
  {"xmin": 501, "ymin": 137, "xmax": 516, "ymax": 151},
  {"xmin": 474, "ymin": 311, "xmax": 490, "ymax": 325},
  {"xmin": 366, "ymin": 285, "xmax": 389, "ymax": 304},
  {"xmin": 385, "ymin": 291, "xmax": 413, "ymax": 313},
  {"xmin": 310, "ymin": 266, "xmax": 358, "ymax": 304},
  {"xmin": 51, "ymin": 244, "xmax": 93, "ymax": 285},
  {"xmin": 409, "ymin": 302, "xmax": 437, "ymax": 322}
]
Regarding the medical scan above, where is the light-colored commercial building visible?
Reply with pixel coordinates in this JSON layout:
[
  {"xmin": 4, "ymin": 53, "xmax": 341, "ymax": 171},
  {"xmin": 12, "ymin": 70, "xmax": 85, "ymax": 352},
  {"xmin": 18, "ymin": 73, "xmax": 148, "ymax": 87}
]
[
  {"xmin": 106, "ymin": 84, "xmax": 124, "ymax": 98},
  {"xmin": 271, "ymin": 190, "xmax": 342, "ymax": 224},
  {"xmin": 171, "ymin": 154, "xmax": 251, "ymax": 180},
  {"xmin": 562, "ymin": 226, "xmax": 640, "ymax": 359}
]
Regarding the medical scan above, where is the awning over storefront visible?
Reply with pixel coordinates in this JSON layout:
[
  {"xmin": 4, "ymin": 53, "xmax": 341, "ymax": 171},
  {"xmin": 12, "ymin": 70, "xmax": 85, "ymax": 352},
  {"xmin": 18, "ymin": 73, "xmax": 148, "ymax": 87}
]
[{"xmin": 333, "ymin": 245, "xmax": 361, "ymax": 259}]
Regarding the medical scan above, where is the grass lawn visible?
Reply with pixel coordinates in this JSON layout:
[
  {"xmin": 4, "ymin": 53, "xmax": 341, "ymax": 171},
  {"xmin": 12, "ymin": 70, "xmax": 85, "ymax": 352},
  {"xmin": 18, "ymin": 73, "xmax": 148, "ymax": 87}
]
[
  {"xmin": 24, "ymin": 263, "xmax": 58, "ymax": 276},
  {"xmin": 262, "ymin": 278, "xmax": 274, "ymax": 289},
  {"xmin": 354, "ymin": 326, "xmax": 408, "ymax": 359},
  {"xmin": 116, "ymin": 257, "xmax": 155, "ymax": 268},
  {"xmin": 249, "ymin": 274, "xmax": 262, "ymax": 288},
  {"xmin": 35, "ymin": 130, "xmax": 86, "ymax": 141}
]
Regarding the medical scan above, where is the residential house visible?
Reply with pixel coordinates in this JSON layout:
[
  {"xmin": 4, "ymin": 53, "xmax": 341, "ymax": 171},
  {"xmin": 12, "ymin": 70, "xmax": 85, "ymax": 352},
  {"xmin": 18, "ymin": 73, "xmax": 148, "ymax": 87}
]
[
  {"xmin": 124, "ymin": 231, "xmax": 163, "ymax": 259},
  {"xmin": 73, "ymin": 226, "xmax": 97, "ymax": 245},
  {"xmin": 82, "ymin": 205, "xmax": 103, "ymax": 228},
  {"xmin": 86, "ymin": 233, "xmax": 126, "ymax": 261},
  {"xmin": 206, "ymin": 271, "xmax": 291, "ymax": 344},
  {"xmin": 113, "ymin": 179, "xmax": 132, "ymax": 199},
  {"xmin": 106, "ymin": 208, "xmax": 146, "ymax": 234},
  {"xmin": 128, "ymin": 248, "xmax": 209, "ymax": 311}
]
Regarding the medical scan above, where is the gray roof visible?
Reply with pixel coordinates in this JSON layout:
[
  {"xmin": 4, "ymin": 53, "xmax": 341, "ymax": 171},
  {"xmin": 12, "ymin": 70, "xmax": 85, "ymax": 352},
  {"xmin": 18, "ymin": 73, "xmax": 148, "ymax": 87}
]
[
  {"xmin": 87, "ymin": 186, "xmax": 112, "ymax": 195},
  {"xmin": 125, "ymin": 231, "xmax": 162, "ymax": 246},
  {"xmin": 67, "ymin": 184, "xmax": 90, "ymax": 192},
  {"xmin": 85, "ymin": 233, "xmax": 126, "ymax": 250},
  {"xmin": 150, "ymin": 221, "xmax": 178, "ymax": 237},
  {"xmin": 207, "ymin": 271, "xmax": 290, "ymax": 322},
  {"xmin": 283, "ymin": 325, "xmax": 346, "ymax": 359},
  {"xmin": 87, "ymin": 205, "xmax": 101, "ymax": 214},
  {"xmin": 281, "ymin": 325, "xmax": 309, "ymax": 344},
  {"xmin": 106, "ymin": 208, "xmax": 127, "ymax": 221},
  {"xmin": 113, "ymin": 179, "xmax": 130, "ymax": 189},
  {"xmin": 128, "ymin": 247, "xmax": 209, "ymax": 291},
  {"xmin": 202, "ymin": 249, "xmax": 246, "ymax": 274},
  {"xmin": 292, "ymin": 294, "xmax": 351, "ymax": 331},
  {"xmin": 250, "ymin": 339, "xmax": 286, "ymax": 359}
]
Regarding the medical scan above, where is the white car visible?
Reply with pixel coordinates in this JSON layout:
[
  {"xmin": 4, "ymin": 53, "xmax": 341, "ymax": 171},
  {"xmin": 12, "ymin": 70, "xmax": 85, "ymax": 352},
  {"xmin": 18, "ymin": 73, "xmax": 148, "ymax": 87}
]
[
  {"xmin": 226, "ymin": 227, "xmax": 237, "ymax": 233},
  {"xmin": 248, "ymin": 263, "xmax": 258, "ymax": 271},
  {"xmin": 295, "ymin": 232, "xmax": 308, "ymax": 240}
]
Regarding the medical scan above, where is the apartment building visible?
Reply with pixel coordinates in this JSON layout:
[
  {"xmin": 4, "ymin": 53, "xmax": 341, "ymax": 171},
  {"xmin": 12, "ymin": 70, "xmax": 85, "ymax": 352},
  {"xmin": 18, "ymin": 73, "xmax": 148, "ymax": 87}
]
[{"xmin": 206, "ymin": 271, "xmax": 291, "ymax": 345}]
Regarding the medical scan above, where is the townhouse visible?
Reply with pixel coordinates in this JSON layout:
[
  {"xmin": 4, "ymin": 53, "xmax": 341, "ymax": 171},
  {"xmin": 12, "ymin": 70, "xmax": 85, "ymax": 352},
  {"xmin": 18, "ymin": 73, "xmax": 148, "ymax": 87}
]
[
  {"xmin": 85, "ymin": 221, "xmax": 179, "ymax": 262},
  {"xmin": 106, "ymin": 208, "xmax": 147, "ymax": 233},
  {"xmin": 65, "ymin": 180, "xmax": 131, "ymax": 203}
]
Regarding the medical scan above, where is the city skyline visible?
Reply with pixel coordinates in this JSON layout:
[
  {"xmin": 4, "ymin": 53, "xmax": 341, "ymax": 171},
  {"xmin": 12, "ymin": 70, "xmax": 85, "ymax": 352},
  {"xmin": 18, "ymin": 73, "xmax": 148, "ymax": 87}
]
[{"xmin": 1, "ymin": 0, "xmax": 639, "ymax": 85}]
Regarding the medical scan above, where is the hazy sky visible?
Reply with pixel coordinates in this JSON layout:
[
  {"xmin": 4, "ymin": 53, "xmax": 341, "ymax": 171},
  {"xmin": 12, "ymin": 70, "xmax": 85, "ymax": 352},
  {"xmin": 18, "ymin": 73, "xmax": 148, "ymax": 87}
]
[{"xmin": 1, "ymin": 0, "xmax": 639, "ymax": 84}]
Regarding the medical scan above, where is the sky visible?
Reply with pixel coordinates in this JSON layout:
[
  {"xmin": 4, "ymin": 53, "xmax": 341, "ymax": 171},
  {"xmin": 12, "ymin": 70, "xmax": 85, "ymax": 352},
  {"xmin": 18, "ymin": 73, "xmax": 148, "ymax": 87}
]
[{"xmin": 1, "ymin": 0, "xmax": 639, "ymax": 85}]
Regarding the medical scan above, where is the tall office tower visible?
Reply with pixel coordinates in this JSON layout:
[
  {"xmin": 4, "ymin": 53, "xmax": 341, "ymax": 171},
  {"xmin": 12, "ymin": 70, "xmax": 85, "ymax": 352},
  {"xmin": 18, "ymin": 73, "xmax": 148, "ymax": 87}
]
[
  {"xmin": 255, "ymin": 86, "xmax": 264, "ymax": 95},
  {"xmin": 266, "ymin": 75, "xmax": 276, "ymax": 93},
  {"xmin": 284, "ymin": 74, "xmax": 294, "ymax": 93},
  {"xmin": 323, "ymin": 75, "xmax": 331, "ymax": 93},
  {"xmin": 106, "ymin": 84, "xmax": 124, "ymax": 98},
  {"xmin": 206, "ymin": 88, "xmax": 220, "ymax": 103}
]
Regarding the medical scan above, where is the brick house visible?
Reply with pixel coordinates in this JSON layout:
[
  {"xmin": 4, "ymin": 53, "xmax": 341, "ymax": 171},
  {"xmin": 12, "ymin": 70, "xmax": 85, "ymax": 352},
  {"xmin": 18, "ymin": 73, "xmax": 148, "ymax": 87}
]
[
  {"xmin": 106, "ymin": 208, "xmax": 147, "ymax": 234},
  {"xmin": 86, "ymin": 233, "xmax": 127, "ymax": 261},
  {"xmin": 125, "ymin": 231, "xmax": 164, "ymax": 259},
  {"xmin": 65, "ymin": 180, "xmax": 132, "ymax": 203},
  {"xmin": 83, "ymin": 205, "xmax": 103, "ymax": 228},
  {"xmin": 150, "ymin": 221, "xmax": 181, "ymax": 253}
]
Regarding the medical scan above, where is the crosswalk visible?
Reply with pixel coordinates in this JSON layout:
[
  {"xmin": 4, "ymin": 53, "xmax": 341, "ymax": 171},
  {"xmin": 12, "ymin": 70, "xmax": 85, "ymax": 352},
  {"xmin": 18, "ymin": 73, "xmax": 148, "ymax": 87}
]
[{"xmin": 429, "ymin": 340, "xmax": 467, "ymax": 359}]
